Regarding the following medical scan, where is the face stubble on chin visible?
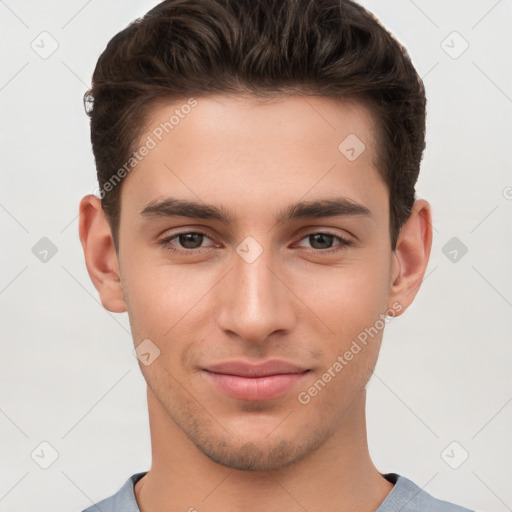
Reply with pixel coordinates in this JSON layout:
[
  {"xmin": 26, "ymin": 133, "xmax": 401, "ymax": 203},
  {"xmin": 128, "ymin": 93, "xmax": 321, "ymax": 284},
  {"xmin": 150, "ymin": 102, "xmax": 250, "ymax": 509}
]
[
  {"xmin": 117, "ymin": 94, "xmax": 395, "ymax": 473},
  {"xmin": 136, "ymin": 353, "xmax": 378, "ymax": 472}
]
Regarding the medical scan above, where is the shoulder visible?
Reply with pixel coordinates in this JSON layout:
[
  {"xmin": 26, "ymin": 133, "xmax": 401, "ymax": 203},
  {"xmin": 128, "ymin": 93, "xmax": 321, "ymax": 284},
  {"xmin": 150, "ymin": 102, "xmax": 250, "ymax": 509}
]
[
  {"xmin": 80, "ymin": 472, "xmax": 147, "ymax": 512},
  {"xmin": 377, "ymin": 473, "xmax": 477, "ymax": 512}
]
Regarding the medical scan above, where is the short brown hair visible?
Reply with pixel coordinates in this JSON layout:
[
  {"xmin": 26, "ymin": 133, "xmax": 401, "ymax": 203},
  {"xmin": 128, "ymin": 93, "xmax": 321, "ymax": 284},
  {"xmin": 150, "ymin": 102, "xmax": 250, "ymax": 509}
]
[{"xmin": 84, "ymin": 0, "xmax": 426, "ymax": 252}]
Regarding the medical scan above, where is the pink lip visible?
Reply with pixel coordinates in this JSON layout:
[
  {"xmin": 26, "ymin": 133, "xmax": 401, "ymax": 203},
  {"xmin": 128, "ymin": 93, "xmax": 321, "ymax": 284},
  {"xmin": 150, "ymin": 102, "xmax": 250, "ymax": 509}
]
[{"xmin": 202, "ymin": 360, "xmax": 310, "ymax": 401}]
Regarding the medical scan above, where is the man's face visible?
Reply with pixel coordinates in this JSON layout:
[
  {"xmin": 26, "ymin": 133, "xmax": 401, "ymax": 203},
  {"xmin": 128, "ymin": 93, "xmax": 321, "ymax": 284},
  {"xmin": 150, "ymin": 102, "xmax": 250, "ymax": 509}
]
[{"xmin": 116, "ymin": 94, "xmax": 398, "ymax": 471}]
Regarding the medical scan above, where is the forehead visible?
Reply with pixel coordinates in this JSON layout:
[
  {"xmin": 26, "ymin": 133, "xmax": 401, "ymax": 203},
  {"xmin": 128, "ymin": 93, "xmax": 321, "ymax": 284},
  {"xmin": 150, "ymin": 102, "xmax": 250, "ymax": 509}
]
[{"xmin": 120, "ymin": 93, "xmax": 387, "ymax": 224}]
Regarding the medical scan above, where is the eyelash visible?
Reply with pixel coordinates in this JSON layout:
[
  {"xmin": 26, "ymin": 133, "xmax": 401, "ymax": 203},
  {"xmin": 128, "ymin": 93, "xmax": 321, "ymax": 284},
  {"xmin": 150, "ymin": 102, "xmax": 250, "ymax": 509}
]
[{"xmin": 158, "ymin": 230, "xmax": 353, "ymax": 256}]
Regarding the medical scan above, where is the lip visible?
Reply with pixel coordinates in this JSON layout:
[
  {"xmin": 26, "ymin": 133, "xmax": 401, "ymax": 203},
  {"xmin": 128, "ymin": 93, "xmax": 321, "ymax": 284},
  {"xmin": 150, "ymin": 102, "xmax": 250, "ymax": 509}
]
[{"xmin": 202, "ymin": 360, "xmax": 310, "ymax": 401}]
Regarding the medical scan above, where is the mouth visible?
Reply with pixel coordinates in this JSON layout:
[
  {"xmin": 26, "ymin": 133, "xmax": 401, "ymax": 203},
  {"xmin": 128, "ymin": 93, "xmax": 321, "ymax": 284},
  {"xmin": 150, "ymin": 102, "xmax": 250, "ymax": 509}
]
[{"xmin": 202, "ymin": 360, "xmax": 310, "ymax": 401}]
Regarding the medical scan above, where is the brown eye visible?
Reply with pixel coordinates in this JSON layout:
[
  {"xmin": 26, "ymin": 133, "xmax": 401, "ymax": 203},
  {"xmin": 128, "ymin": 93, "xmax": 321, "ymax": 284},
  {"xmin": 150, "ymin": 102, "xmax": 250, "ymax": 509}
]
[
  {"xmin": 296, "ymin": 232, "xmax": 352, "ymax": 254},
  {"xmin": 159, "ymin": 231, "xmax": 216, "ymax": 254},
  {"xmin": 308, "ymin": 233, "xmax": 336, "ymax": 250},
  {"xmin": 177, "ymin": 233, "xmax": 205, "ymax": 249}
]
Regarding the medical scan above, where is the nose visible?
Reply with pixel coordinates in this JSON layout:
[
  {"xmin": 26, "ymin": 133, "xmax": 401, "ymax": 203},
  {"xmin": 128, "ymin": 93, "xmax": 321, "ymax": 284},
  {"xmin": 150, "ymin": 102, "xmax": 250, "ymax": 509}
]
[{"xmin": 215, "ymin": 243, "xmax": 297, "ymax": 344}]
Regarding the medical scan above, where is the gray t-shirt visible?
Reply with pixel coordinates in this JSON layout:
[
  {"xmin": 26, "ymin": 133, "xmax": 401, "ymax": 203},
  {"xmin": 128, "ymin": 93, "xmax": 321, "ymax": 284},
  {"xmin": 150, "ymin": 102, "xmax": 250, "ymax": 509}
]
[{"xmin": 81, "ymin": 472, "xmax": 476, "ymax": 512}]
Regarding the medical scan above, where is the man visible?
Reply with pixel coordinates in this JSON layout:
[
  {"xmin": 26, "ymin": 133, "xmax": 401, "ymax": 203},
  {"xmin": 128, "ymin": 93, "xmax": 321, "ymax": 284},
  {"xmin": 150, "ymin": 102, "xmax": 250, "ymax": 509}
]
[{"xmin": 78, "ymin": 0, "xmax": 475, "ymax": 510}]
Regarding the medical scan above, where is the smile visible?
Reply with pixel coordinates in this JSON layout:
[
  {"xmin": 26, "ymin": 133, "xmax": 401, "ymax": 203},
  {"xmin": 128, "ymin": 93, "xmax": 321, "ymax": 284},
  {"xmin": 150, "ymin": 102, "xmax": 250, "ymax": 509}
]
[{"xmin": 202, "ymin": 360, "xmax": 310, "ymax": 401}]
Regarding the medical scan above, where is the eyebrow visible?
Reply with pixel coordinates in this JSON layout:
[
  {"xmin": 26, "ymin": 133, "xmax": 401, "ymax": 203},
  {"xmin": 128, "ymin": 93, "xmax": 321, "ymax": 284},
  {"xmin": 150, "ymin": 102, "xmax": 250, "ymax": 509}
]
[{"xmin": 140, "ymin": 196, "xmax": 372, "ymax": 224}]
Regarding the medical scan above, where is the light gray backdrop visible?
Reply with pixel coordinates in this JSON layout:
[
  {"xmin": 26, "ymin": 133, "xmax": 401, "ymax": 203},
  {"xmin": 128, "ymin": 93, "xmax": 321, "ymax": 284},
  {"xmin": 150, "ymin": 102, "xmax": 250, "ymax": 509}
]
[{"xmin": 1, "ymin": 1, "xmax": 511, "ymax": 511}]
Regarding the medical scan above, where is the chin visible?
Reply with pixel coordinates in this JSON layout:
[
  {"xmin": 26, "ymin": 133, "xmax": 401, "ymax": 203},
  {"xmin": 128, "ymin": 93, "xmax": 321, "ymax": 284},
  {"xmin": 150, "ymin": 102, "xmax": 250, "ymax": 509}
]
[{"xmin": 188, "ymin": 426, "xmax": 330, "ymax": 472}]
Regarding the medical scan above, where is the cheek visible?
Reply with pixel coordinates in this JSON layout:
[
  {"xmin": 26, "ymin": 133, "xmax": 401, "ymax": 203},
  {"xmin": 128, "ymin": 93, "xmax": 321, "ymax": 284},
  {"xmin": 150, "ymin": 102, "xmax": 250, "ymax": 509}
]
[
  {"xmin": 289, "ymin": 252, "xmax": 392, "ymax": 341},
  {"xmin": 121, "ymin": 256, "xmax": 218, "ymax": 346}
]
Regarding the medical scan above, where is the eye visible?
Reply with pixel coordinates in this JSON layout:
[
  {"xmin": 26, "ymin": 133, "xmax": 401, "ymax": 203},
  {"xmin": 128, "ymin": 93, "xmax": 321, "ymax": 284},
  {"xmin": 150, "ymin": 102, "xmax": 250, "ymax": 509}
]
[
  {"xmin": 159, "ymin": 231, "xmax": 216, "ymax": 254},
  {"xmin": 158, "ymin": 230, "xmax": 352, "ymax": 256},
  {"xmin": 297, "ymin": 232, "xmax": 352, "ymax": 253}
]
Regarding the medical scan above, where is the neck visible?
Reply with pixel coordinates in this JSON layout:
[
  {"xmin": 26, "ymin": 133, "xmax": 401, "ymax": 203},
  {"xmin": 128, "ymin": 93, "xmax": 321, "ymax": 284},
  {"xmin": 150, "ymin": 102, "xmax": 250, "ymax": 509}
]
[{"xmin": 135, "ymin": 387, "xmax": 393, "ymax": 512}]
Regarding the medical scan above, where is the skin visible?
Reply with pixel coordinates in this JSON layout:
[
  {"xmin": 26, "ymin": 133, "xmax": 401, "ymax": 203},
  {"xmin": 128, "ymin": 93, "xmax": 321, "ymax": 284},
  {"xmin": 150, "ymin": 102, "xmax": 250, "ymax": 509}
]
[{"xmin": 79, "ymin": 94, "xmax": 432, "ymax": 512}]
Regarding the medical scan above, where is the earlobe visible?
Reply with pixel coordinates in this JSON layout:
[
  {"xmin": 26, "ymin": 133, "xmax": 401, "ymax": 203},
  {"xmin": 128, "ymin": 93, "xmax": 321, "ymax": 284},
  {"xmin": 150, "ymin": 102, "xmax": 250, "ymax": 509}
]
[
  {"xmin": 78, "ymin": 194, "xmax": 126, "ymax": 313},
  {"xmin": 387, "ymin": 199, "xmax": 433, "ymax": 314}
]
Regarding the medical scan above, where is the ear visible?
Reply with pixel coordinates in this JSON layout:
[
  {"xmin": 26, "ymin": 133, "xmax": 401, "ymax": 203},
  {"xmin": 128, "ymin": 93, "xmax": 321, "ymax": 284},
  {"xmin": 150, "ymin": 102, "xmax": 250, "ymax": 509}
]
[
  {"xmin": 78, "ymin": 194, "xmax": 126, "ymax": 313},
  {"xmin": 387, "ymin": 199, "xmax": 433, "ymax": 315}
]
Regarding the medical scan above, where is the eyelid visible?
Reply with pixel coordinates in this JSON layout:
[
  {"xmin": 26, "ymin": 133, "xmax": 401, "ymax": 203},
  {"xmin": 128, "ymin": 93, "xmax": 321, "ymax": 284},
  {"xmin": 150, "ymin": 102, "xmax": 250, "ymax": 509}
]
[
  {"xmin": 293, "ymin": 223, "xmax": 353, "ymax": 241},
  {"xmin": 158, "ymin": 225, "xmax": 217, "ymax": 242}
]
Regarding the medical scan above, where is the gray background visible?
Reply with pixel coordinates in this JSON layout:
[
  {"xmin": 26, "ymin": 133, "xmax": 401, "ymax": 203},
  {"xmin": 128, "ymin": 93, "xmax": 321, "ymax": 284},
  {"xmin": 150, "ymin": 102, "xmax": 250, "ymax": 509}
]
[{"xmin": 1, "ymin": 1, "xmax": 511, "ymax": 510}]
